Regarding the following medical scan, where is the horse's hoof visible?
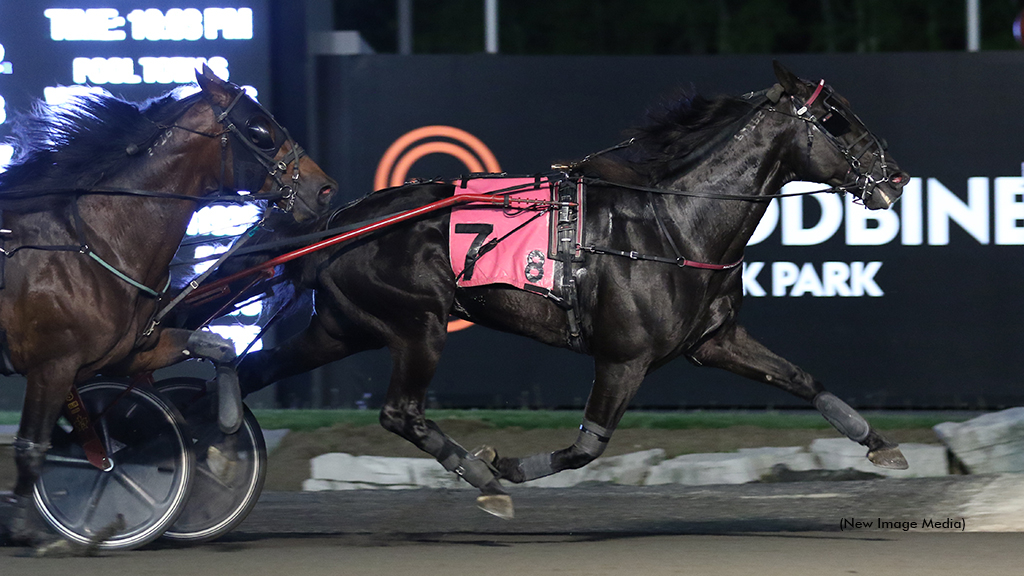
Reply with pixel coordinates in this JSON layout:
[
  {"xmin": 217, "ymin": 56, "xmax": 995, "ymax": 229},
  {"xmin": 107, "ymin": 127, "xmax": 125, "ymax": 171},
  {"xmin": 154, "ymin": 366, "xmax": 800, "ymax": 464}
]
[
  {"xmin": 471, "ymin": 445, "xmax": 497, "ymax": 465},
  {"xmin": 867, "ymin": 446, "xmax": 908, "ymax": 470},
  {"xmin": 207, "ymin": 444, "xmax": 238, "ymax": 483},
  {"xmin": 34, "ymin": 538, "xmax": 79, "ymax": 558},
  {"xmin": 476, "ymin": 494, "xmax": 514, "ymax": 520}
]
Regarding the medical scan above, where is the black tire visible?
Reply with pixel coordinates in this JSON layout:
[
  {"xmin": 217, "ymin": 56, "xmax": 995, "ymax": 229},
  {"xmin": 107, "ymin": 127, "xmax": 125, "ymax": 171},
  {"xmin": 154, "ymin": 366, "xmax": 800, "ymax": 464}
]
[
  {"xmin": 33, "ymin": 379, "xmax": 195, "ymax": 550},
  {"xmin": 157, "ymin": 377, "xmax": 267, "ymax": 543}
]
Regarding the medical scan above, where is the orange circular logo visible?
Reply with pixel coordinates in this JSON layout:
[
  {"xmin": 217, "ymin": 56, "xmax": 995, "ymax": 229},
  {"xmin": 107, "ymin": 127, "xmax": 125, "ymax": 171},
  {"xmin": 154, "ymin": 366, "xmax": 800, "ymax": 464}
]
[
  {"xmin": 374, "ymin": 125, "xmax": 501, "ymax": 191},
  {"xmin": 375, "ymin": 126, "xmax": 502, "ymax": 333}
]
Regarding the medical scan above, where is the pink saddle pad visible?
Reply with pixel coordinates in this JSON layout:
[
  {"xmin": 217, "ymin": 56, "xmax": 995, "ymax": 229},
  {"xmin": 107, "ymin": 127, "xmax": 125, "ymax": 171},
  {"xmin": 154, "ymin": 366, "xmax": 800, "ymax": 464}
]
[{"xmin": 449, "ymin": 177, "xmax": 555, "ymax": 291}]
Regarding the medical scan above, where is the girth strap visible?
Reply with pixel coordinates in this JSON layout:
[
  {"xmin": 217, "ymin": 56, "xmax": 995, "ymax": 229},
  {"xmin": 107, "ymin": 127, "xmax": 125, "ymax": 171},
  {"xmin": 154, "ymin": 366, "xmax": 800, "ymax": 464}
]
[{"xmin": 552, "ymin": 178, "xmax": 587, "ymax": 354}]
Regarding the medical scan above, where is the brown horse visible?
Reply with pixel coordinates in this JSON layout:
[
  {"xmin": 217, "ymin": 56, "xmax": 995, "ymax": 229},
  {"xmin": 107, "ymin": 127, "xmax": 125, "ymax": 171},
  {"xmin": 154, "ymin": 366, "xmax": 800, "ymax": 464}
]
[{"xmin": 0, "ymin": 66, "xmax": 335, "ymax": 544}]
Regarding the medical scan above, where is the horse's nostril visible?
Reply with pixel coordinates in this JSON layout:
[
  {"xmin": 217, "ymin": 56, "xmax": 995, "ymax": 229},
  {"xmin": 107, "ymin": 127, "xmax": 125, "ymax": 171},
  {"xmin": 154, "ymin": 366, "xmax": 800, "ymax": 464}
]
[{"xmin": 319, "ymin": 186, "xmax": 334, "ymax": 198}]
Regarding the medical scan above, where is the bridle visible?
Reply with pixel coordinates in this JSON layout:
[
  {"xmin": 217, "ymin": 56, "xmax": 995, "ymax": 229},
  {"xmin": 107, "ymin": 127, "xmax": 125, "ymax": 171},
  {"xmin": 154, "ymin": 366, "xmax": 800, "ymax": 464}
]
[
  {"xmin": 774, "ymin": 78, "xmax": 901, "ymax": 207},
  {"xmin": 204, "ymin": 86, "xmax": 306, "ymax": 213}
]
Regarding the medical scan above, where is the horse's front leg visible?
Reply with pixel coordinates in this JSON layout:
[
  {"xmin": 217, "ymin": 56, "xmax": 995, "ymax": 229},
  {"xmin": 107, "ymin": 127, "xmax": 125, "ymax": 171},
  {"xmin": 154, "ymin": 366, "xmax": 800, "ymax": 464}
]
[
  {"xmin": 491, "ymin": 358, "xmax": 648, "ymax": 484},
  {"xmin": 691, "ymin": 322, "xmax": 907, "ymax": 469},
  {"xmin": 2, "ymin": 360, "xmax": 79, "ymax": 545},
  {"xmin": 377, "ymin": 325, "xmax": 512, "ymax": 518}
]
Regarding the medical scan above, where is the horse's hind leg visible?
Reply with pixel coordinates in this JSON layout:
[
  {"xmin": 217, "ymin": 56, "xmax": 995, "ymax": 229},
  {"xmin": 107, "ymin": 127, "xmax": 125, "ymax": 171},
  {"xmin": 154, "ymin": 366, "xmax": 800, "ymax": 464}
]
[
  {"xmin": 491, "ymin": 358, "xmax": 648, "ymax": 484},
  {"xmin": 691, "ymin": 323, "xmax": 907, "ymax": 469},
  {"xmin": 377, "ymin": 326, "xmax": 511, "ymax": 518},
  {"xmin": 237, "ymin": 315, "xmax": 381, "ymax": 397}
]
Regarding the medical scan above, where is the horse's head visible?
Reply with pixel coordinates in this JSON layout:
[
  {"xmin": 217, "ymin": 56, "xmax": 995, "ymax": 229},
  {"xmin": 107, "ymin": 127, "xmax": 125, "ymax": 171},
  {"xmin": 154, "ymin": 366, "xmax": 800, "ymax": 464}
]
[
  {"xmin": 195, "ymin": 65, "xmax": 335, "ymax": 222},
  {"xmin": 772, "ymin": 61, "xmax": 908, "ymax": 210}
]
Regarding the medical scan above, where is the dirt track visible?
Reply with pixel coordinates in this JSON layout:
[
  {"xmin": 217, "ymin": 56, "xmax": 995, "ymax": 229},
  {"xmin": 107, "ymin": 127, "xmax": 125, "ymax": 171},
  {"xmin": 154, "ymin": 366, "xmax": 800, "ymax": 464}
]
[{"xmin": 4, "ymin": 478, "xmax": 1024, "ymax": 576}]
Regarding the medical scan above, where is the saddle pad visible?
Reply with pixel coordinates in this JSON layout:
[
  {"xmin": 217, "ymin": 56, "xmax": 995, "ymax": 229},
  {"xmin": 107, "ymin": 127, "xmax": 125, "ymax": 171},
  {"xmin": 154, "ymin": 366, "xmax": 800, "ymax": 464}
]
[{"xmin": 449, "ymin": 177, "xmax": 555, "ymax": 291}]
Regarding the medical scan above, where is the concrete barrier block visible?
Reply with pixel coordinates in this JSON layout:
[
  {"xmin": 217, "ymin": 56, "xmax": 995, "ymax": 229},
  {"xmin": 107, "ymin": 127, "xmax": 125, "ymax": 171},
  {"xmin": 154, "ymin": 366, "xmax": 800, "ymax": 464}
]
[
  {"xmin": 809, "ymin": 438, "xmax": 947, "ymax": 478},
  {"xmin": 522, "ymin": 449, "xmax": 666, "ymax": 488},
  {"xmin": 310, "ymin": 453, "xmax": 421, "ymax": 487},
  {"xmin": 645, "ymin": 452, "xmax": 761, "ymax": 485},
  {"xmin": 935, "ymin": 409, "xmax": 1024, "ymax": 474},
  {"xmin": 409, "ymin": 459, "xmax": 466, "ymax": 489},
  {"xmin": 736, "ymin": 446, "xmax": 820, "ymax": 476}
]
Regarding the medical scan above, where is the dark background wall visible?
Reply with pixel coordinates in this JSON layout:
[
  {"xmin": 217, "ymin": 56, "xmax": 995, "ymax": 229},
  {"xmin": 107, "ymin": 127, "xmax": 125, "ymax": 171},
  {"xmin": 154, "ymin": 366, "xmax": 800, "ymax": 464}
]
[
  {"xmin": 0, "ymin": 2, "xmax": 1022, "ymax": 412},
  {"xmin": 285, "ymin": 52, "xmax": 1024, "ymax": 410}
]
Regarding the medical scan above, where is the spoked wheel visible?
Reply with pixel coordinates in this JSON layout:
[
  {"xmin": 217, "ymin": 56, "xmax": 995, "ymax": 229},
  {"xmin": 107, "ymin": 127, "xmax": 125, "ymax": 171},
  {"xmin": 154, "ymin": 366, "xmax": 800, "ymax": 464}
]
[
  {"xmin": 33, "ymin": 379, "xmax": 195, "ymax": 550},
  {"xmin": 157, "ymin": 377, "xmax": 267, "ymax": 543}
]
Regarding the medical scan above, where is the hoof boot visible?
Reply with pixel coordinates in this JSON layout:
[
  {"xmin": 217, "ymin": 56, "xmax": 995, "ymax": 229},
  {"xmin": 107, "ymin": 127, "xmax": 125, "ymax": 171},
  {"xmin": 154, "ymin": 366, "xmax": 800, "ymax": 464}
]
[
  {"xmin": 476, "ymin": 494, "xmax": 514, "ymax": 520},
  {"xmin": 207, "ymin": 445, "xmax": 239, "ymax": 483},
  {"xmin": 867, "ymin": 446, "xmax": 909, "ymax": 470}
]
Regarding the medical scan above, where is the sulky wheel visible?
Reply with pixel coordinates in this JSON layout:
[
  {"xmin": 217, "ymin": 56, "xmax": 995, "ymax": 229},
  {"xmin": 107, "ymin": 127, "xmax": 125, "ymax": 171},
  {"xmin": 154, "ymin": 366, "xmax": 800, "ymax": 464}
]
[
  {"xmin": 33, "ymin": 379, "xmax": 195, "ymax": 550},
  {"xmin": 157, "ymin": 377, "xmax": 267, "ymax": 543}
]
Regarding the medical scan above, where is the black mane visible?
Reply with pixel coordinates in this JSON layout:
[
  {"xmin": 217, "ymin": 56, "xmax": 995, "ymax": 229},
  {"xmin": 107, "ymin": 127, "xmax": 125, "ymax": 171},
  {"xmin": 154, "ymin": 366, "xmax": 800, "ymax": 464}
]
[
  {"xmin": 580, "ymin": 92, "xmax": 755, "ymax": 183},
  {"xmin": 0, "ymin": 89, "xmax": 203, "ymax": 193}
]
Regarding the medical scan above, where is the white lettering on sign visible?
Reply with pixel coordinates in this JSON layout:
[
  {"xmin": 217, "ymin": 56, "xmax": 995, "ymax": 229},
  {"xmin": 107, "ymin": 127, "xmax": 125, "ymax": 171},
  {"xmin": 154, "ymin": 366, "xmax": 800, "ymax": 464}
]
[
  {"xmin": 748, "ymin": 177, "xmax": 1024, "ymax": 247},
  {"xmin": 70, "ymin": 56, "xmax": 229, "ymax": 85},
  {"xmin": 45, "ymin": 8, "xmax": 127, "ymax": 41},
  {"xmin": 202, "ymin": 8, "xmax": 254, "ymax": 40},
  {"xmin": 138, "ymin": 56, "xmax": 229, "ymax": 83},
  {"xmin": 127, "ymin": 8, "xmax": 205, "ymax": 41},
  {"xmin": 927, "ymin": 177, "xmax": 989, "ymax": 245},
  {"xmin": 994, "ymin": 177, "xmax": 1024, "ymax": 244},
  {"xmin": 72, "ymin": 57, "xmax": 141, "ymax": 84},
  {"xmin": 46, "ymin": 7, "xmax": 253, "ymax": 42},
  {"xmin": 845, "ymin": 194, "xmax": 899, "ymax": 245},
  {"xmin": 0, "ymin": 43, "xmax": 10, "ymax": 75},
  {"xmin": 743, "ymin": 262, "xmax": 884, "ymax": 298}
]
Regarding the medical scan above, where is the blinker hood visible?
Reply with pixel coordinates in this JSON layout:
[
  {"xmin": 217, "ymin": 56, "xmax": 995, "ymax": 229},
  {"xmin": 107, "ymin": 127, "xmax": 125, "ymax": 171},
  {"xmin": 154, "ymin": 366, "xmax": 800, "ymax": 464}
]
[{"xmin": 209, "ymin": 88, "xmax": 291, "ymax": 194}]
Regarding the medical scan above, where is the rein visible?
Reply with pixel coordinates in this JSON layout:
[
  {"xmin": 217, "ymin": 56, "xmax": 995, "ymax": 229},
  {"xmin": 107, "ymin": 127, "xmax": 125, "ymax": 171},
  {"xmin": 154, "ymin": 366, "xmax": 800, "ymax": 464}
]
[{"xmin": 0, "ymin": 185, "xmax": 293, "ymax": 205}]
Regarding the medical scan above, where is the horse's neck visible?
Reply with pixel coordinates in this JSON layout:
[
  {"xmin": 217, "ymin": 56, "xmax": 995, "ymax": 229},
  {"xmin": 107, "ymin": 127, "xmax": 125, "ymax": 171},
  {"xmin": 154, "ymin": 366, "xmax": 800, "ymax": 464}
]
[
  {"xmin": 664, "ymin": 122, "xmax": 797, "ymax": 258},
  {"xmin": 80, "ymin": 135, "xmax": 222, "ymax": 285},
  {"xmin": 77, "ymin": 194, "xmax": 192, "ymax": 281}
]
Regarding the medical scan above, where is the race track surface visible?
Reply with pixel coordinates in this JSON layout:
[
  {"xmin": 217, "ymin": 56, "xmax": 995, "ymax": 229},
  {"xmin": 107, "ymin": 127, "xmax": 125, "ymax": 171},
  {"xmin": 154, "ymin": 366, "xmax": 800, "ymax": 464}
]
[{"xmin": 3, "ymin": 476, "xmax": 1024, "ymax": 575}]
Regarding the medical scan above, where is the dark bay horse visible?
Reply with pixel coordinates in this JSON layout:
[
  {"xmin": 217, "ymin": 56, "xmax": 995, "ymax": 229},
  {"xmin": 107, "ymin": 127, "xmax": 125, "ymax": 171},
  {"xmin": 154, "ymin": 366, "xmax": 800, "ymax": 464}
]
[
  {"xmin": 0, "ymin": 66, "xmax": 335, "ymax": 543},
  {"xmin": 237, "ymin": 62, "xmax": 909, "ymax": 517}
]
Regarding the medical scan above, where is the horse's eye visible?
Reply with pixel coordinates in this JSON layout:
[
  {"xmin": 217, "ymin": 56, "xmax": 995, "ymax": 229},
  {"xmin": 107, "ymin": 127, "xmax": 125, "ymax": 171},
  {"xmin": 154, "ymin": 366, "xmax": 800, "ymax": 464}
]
[{"xmin": 246, "ymin": 117, "xmax": 276, "ymax": 150}]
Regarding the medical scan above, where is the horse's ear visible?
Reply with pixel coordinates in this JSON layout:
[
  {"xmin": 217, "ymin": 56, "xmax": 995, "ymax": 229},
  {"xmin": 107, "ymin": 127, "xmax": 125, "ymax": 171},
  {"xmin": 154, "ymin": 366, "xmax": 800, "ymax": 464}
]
[
  {"xmin": 196, "ymin": 64, "xmax": 233, "ymax": 108},
  {"xmin": 773, "ymin": 60, "xmax": 802, "ymax": 95}
]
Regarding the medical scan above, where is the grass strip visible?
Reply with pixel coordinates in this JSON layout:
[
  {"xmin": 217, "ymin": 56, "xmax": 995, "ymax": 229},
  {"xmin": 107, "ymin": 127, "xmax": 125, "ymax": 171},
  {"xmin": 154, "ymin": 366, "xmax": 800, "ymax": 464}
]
[
  {"xmin": 0, "ymin": 409, "xmax": 972, "ymax": 432},
  {"xmin": 247, "ymin": 409, "xmax": 969, "ymax": 432}
]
